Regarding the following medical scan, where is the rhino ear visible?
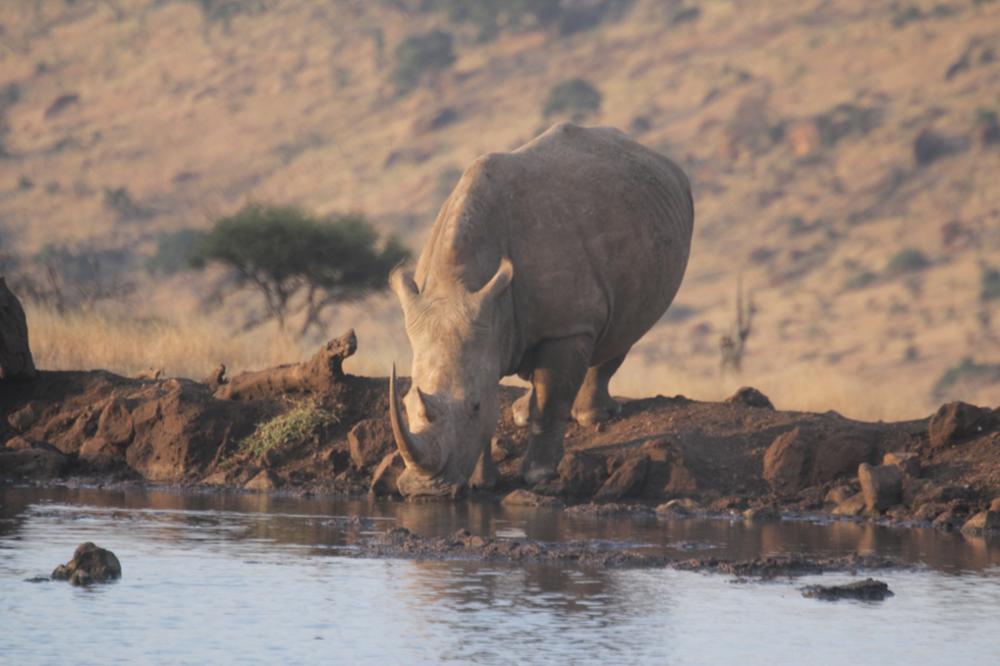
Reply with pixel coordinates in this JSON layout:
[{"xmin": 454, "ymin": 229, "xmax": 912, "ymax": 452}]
[
  {"xmin": 471, "ymin": 257, "xmax": 513, "ymax": 312},
  {"xmin": 390, "ymin": 266, "xmax": 419, "ymax": 314}
]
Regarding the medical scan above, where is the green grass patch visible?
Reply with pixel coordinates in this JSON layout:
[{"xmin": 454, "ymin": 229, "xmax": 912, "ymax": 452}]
[{"xmin": 235, "ymin": 402, "xmax": 338, "ymax": 462}]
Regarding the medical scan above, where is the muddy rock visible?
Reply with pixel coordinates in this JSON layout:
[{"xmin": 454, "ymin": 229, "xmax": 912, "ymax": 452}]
[
  {"xmin": 348, "ymin": 418, "xmax": 392, "ymax": 470},
  {"xmin": 825, "ymin": 484, "xmax": 856, "ymax": 505},
  {"xmin": 725, "ymin": 386, "xmax": 774, "ymax": 409},
  {"xmin": 370, "ymin": 452, "xmax": 405, "ymax": 496},
  {"xmin": 0, "ymin": 446, "xmax": 68, "ymax": 479},
  {"xmin": 812, "ymin": 434, "xmax": 876, "ymax": 485},
  {"xmin": 245, "ymin": 469, "xmax": 280, "ymax": 491},
  {"xmin": 557, "ymin": 451, "xmax": 608, "ymax": 498},
  {"xmin": 883, "ymin": 451, "xmax": 920, "ymax": 477},
  {"xmin": 928, "ymin": 402, "xmax": 994, "ymax": 449},
  {"xmin": 595, "ymin": 454, "xmax": 649, "ymax": 500},
  {"xmin": 763, "ymin": 428, "xmax": 808, "ymax": 493},
  {"xmin": 858, "ymin": 463, "xmax": 903, "ymax": 512},
  {"xmin": 655, "ymin": 498, "xmax": 702, "ymax": 517},
  {"xmin": 832, "ymin": 492, "xmax": 867, "ymax": 516},
  {"xmin": 490, "ymin": 436, "xmax": 515, "ymax": 463},
  {"xmin": 801, "ymin": 578, "xmax": 893, "ymax": 601},
  {"xmin": 51, "ymin": 542, "xmax": 121, "ymax": 586},
  {"xmin": 0, "ymin": 278, "xmax": 36, "ymax": 381},
  {"xmin": 961, "ymin": 510, "xmax": 1000, "ymax": 535},
  {"xmin": 502, "ymin": 489, "xmax": 564, "ymax": 508},
  {"xmin": 743, "ymin": 505, "xmax": 781, "ymax": 522}
]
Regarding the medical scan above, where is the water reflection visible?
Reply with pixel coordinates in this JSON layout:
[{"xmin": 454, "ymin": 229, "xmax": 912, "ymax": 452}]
[{"xmin": 2, "ymin": 485, "xmax": 998, "ymax": 573}]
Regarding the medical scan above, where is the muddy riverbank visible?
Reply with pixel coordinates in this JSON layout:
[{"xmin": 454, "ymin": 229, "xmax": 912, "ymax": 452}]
[{"xmin": 2, "ymin": 331, "xmax": 998, "ymax": 536}]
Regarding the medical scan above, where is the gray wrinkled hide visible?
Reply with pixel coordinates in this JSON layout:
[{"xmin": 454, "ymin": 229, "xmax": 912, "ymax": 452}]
[{"xmin": 395, "ymin": 123, "xmax": 694, "ymax": 491}]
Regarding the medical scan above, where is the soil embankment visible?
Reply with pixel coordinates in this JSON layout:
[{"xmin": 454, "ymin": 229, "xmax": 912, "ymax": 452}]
[{"xmin": 1, "ymin": 331, "xmax": 998, "ymax": 535}]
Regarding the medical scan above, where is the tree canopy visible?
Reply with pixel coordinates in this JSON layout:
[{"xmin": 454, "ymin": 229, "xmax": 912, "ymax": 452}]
[{"xmin": 193, "ymin": 203, "xmax": 409, "ymax": 334}]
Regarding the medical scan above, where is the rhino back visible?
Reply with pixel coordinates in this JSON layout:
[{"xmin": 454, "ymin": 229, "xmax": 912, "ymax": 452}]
[{"xmin": 416, "ymin": 123, "xmax": 694, "ymax": 368}]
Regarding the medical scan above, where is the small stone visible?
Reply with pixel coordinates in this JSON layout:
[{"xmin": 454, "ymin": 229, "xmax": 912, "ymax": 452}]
[
  {"xmin": 490, "ymin": 436, "xmax": 515, "ymax": 463},
  {"xmin": 501, "ymin": 489, "xmax": 563, "ymax": 508},
  {"xmin": 763, "ymin": 428, "xmax": 807, "ymax": 493},
  {"xmin": 858, "ymin": 463, "xmax": 902, "ymax": 513}
]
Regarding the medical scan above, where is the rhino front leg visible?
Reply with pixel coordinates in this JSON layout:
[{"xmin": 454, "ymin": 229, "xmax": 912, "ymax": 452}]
[
  {"xmin": 521, "ymin": 335, "xmax": 592, "ymax": 485},
  {"xmin": 571, "ymin": 352, "xmax": 627, "ymax": 426}
]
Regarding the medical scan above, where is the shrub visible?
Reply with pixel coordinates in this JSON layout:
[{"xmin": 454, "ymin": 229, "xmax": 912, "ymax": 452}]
[
  {"xmin": 147, "ymin": 228, "xmax": 206, "ymax": 275},
  {"xmin": 103, "ymin": 186, "xmax": 151, "ymax": 221},
  {"xmin": 235, "ymin": 402, "xmax": 338, "ymax": 461},
  {"xmin": 886, "ymin": 248, "xmax": 930, "ymax": 274},
  {"xmin": 981, "ymin": 264, "xmax": 1000, "ymax": 302},
  {"xmin": 814, "ymin": 104, "xmax": 882, "ymax": 146},
  {"xmin": 29, "ymin": 243, "xmax": 135, "ymax": 311},
  {"xmin": 543, "ymin": 78, "xmax": 602, "ymax": 120},
  {"xmin": 844, "ymin": 270, "xmax": 878, "ymax": 290},
  {"xmin": 192, "ymin": 203, "xmax": 410, "ymax": 333},
  {"xmin": 392, "ymin": 30, "xmax": 456, "ymax": 95}
]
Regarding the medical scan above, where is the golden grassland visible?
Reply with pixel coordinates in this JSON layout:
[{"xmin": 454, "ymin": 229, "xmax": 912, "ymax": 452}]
[{"xmin": 3, "ymin": 0, "xmax": 1000, "ymax": 419}]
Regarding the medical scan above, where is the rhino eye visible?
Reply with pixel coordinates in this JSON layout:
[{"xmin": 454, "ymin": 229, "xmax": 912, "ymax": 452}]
[{"xmin": 471, "ymin": 402, "xmax": 480, "ymax": 414}]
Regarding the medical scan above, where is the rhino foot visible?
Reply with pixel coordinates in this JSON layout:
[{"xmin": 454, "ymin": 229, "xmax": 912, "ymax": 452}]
[{"xmin": 571, "ymin": 398, "xmax": 621, "ymax": 427}]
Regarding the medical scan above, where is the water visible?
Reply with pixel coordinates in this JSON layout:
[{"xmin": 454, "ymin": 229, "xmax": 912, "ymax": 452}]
[{"xmin": 2, "ymin": 486, "xmax": 999, "ymax": 665}]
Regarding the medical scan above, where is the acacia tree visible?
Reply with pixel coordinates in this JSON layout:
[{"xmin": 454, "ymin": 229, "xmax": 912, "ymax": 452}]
[{"xmin": 192, "ymin": 203, "xmax": 409, "ymax": 334}]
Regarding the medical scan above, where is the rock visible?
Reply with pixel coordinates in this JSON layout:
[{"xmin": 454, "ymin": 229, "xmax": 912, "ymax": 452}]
[
  {"xmin": 638, "ymin": 439, "xmax": 699, "ymax": 495},
  {"xmin": 858, "ymin": 463, "xmax": 903, "ymax": 513},
  {"xmin": 370, "ymin": 452, "xmax": 405, "ymax": 496},
  {"xmin": 501, "ymin": 489, "xmax": 563, "ymax": 508},
  {"xmin": 4, "ymin": 435, "xmax": 34, "ymax": 450},
  {"xmin": 490, "ymin": 436, "xmax": 515, "ymax": 463},
  {"xmin": 832, "ymin": 492, "xmax": 866, "ymax": 516},
  {"xmin": 557, "ymin": 451, "xmax": 608, "ymax": 498},
  {"xmin": 50, "ymin": 542, "xmax": 121, "ymax": 586},
  {"xmin": 468, "ymin": 447, "xmax": 498, "ymax": 491},
  {"xmin": 743, "ymin": 505, "xmax": 781, "ymax": 522},
  {"xmin": 348, "ymin": 418, "xmax": 392, "ymax": 470},
  {"xmin": 991, "ymin": 498, "xmax": 1000, "ymax": 513},
  {"xmin": 825, "ymin": 484, "xmax": 856, "ymax": 505},
  {"xmin": 655, "ymin": 498, "xmax": 702, "ymax": 517},
  {"xmin": 932, "ymin": 507, "xmax": 967, "ymax": 531},
  {"xmin": 801, "ymin": 578, "xmax": 893, "ymax": 601},
  {"xmin": 811, "ymin": 434, "xmax": 875, "ymax": 485},
  {"xmin": 202, "ymin": 363, "xmax": 227, "ymax": 390},
  {"xmin": 763, "ymin": 428, "xmax": 807, "ymax": 493},
  {"xmin": 96, "ymin": 398, "xmax": 134, "ymax": 446},
  {"xmin": 595, "ymin": 454, "xmax": 649, "ymax": 500},
  {"xmin": 928, "ymin": 402, "xmax": 993, "ymax": 449},
  {"xmin": 961, "ymin": 511, "xmax": 1000, "ymax": 535},
  {"xmin": 725, "ymin": 386, "xmax": 774, "ymax": 409},
  {"xmin": 0, "ymin": 447, "xmax": 67, "ymax": 479},
  {"xmin": 245, "ymin": 469, "xmax": 279, "ymax": 491},
  {"xmin": 0, "ymin": 277, "xmax": 36, "ymax": 380},
  {"xmin": 883, "ymin": 451, "xmax": 920, "ymax": 477}
]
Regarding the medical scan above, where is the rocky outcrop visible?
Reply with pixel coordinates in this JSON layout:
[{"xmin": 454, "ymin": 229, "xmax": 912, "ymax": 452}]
[
  {"xmin": 51, "ymin": 542, "xmax": 121, "ymax": 586},
  {"xmin": 928, "ymin": 402, "xmax": 994, "ymax": 449},
  {"xmin": 763, "ymin": 426, "xmax": 877, "ymax": 494},
  {"xmin": 0, "ymin": 278, "xmax": 35, "ymax": 381}
]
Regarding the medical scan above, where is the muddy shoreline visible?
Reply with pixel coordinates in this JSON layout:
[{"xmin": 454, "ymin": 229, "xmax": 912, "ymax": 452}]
[{"xmin": 2, "ymin": 331, "xmax": 999, "ymax": 541}]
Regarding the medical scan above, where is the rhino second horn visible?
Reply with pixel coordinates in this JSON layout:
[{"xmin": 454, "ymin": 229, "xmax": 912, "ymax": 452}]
[{"xmin": 389, "ymin": 364, "xmax": 441, "ymax": 475}]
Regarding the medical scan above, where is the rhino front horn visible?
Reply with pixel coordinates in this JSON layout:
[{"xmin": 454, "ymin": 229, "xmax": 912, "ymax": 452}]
[{"xmin": 389, "ymin": 364, "xmax": 442, "ymax": 475}]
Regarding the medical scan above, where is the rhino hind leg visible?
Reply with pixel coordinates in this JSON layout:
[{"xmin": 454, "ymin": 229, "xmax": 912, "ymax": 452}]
[
  {"xmin": 571, "ymin": 353, "xmax": 627, "ymax": 426},
  {"xmin": 521, "ymin": 335, "xmax": 592, "ymax": 485}
]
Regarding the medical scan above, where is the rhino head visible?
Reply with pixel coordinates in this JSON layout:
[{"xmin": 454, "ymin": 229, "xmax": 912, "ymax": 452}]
[{"xmin": 389, "ymin": 258, "xmax": 514, "ymax": 497}]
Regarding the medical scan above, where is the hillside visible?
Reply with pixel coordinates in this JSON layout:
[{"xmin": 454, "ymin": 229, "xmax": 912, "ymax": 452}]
[{"xmin": 1, "ymin": 0, "xmax": 999, "ymax": 418}]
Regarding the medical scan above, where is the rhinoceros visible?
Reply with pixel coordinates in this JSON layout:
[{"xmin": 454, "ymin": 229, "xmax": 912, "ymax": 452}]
[{"xmin": 389, "ymin": 123, "xmax": 694, "ymax": 497}]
